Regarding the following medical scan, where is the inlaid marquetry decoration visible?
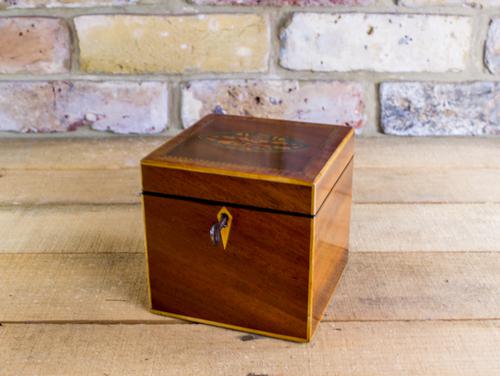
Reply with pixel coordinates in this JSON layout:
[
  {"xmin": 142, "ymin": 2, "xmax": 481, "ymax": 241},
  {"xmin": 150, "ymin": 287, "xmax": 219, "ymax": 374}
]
[
  {"xmin": 199, "ymin": 131, "xmax": 308, "ymax": 152},
  {"xmin": 217, "ymin": 206, "xmax": 232, "ymax": 251}
]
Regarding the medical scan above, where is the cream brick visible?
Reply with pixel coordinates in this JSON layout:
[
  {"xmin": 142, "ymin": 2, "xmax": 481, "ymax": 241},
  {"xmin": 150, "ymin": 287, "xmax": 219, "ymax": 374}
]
[
  {"xmin": 486, "ymin": 19, "xmax": 500, "ymax": 74},
  {"xmin": 191, "ymin": 0, "xmax": 374, "ymax": 4},
  {"xmin": 399, "ymin": 0, "xmax": 500, "ymax": 7},
  {"xmin": 75, "ymin": 15, "xmax": 269, "ymax": 74},
  {"xmin": 0, "ymin": 18, "xmax": 70, "ymax": 74},
  {"xmin": 182, "ymin": 80, "xmax": 366, "ymax": 131},
  {"xmin": 0, "ymin": 81, "xmax": 168, "ymax": 134},
  {"xmin": 280, "ymin": 13, "xmax": 472, "ymax": 73}
]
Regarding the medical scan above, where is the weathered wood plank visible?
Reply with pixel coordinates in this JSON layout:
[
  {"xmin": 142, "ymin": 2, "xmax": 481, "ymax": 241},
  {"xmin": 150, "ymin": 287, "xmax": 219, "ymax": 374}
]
[
  {"xmin": 352, "ymin": 203, "xmax": 500, "ymax": 252},
  {"xmin": 0, "ymin": 137, "xmax": 164, "ymax": 170},
  {"xmin": 1, "ymin": 321, "xmax": 499, "ymax": 375},
  {"xmin": 354, "ymin": 168, "xmax": 500, "ymax": 203},
  {"xmin": 1, "ymin": 204, "xmax": 498, "ymax": 253},
  {"xmin": 2, "ymin": 167, "xmax": 500, "ymax": 205},
  {"xmin": 327, "ymin": 252, "xmax": 500, "ymax": 321},
  {"xmin": 356, "ymin": 137, "xmax": 500, "ymax": 168},
  {"xmin": 0, "ymin": 205, "xmax": 142, "ymax": 253},
  {"xmin": 2, "ymin": 137, "xmax": 499, "ymax": 205},
  {"xmin": 0, "ymin": 252, "xmax": 498, "ymax": 323},
  {"xmin": 1, "ymin": 137, "xmax": 499, "ymax": 170},
  {"xmin": 1, "ymin": 137, "xmax": 498, "ymax": 376},
  {"xmin": 0, "ymin": 253, "xmax": 161, "ymax": 323},
  {"xmin": 0, "ymin": 169, "xmax": 140, "ymax": 205}
]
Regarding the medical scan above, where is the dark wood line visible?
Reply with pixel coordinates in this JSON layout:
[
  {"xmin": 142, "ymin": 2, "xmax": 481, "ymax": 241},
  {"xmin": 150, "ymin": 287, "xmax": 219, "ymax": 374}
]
[
  {"xmin": 0, "ymin": 250, "xmax": 499, "ymax": 256},
  {"xmin": 142, "ymin": 191, "xmax": 315, "ymax": 218},
  {"xmin": 315, "ymin": 155, "xmax": 354, "ymax": 214},
  {"xmin": 3, "ymin": 200, "xmax": 499, "ymax": 210},
  {"xmin": 2, "ymin": 318, "xmax": 499, "ymax": 325}
]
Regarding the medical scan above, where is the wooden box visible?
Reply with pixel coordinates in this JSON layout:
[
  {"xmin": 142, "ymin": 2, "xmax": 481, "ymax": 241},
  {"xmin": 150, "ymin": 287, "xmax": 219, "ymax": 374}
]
[{"xmin": 141, "ymin": 114, "xmax": 354, "ymax": 342}]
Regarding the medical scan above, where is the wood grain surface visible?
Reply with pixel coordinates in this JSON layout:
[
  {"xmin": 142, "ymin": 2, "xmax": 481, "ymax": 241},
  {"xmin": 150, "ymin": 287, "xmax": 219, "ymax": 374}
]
[
  {"xmin": 144, "ymin": 194, "xmax": 311, "ymax": 339},
  {"xmin": 0, "ymin": 169, "xmax": 140, "ymax": 205},
  {"xmin": 142, "ymin": 163, "xmax": 314, "ymax": 214},
  {"xmin": 1, "ymin": 203, "xmax": 498, "ymax": 253},
  {"xmin": 0, "ymin": 205, "xmax": 142, "ymax": 253},
  {"xmin": 2, "ymin": 321, "xmax": 499, "ymax": 376},
  {"xmin": 0, "ymin": 137, "xmax": 164, "ymax": 170},
  {"xmin": 3, "ymin": 167, "xmax": 500, "ymax": 205},
  {"xmin": 142, "ymin": 116, "xmax": 354, "ymax": 214},
  {"xmin": 2, "ymin": 137, "xmax": 499, "ymax": 170},
  {"xmin": 3, "ymin": 138, "xmax": 500, "ymax": 206},
  {"xmin": 143, "ymin": 115, "xmax": 353, "ymax": 182},
  {"xmin": 1, "ymin": 136, "xmax": 499, "ymax": 375},
  {"xmin": 311, "ymin": 159, "xmax": 352, "ymax": 335},
  {"xmin": 1, "ymin": 252, "xmax": 499, "ymax": 323}
]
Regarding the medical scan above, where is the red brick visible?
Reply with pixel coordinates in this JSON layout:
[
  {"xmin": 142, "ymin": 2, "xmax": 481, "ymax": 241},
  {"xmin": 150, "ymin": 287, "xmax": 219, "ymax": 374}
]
[{"xmin": 0, "ymin": 18, "xmax": 70, "ymax": 74}]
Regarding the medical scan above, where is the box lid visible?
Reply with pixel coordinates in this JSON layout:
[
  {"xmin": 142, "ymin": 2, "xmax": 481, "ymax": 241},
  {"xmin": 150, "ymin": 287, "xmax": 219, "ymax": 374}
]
[{"xmin": 141, "ymin": 114, "xmax": 354, "ymax": 216}]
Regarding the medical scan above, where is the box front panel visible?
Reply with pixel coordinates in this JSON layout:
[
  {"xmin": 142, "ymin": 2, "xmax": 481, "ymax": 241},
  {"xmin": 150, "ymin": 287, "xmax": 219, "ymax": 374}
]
[
  {"xmin": 142, "ymin": 164, "xmax": 313, "ymax": 215},
  {"xmin": 143, "ymin": 195, "xmax": 311, "ymax": 339}
]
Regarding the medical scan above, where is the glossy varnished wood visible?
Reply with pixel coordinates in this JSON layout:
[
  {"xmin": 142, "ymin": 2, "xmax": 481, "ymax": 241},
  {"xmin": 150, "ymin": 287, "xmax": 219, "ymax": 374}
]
[
  {"xmin": 143, "ymin": 194, "xmax": 311, "ymax": 340},
  {"xmin": 142, "ymin": 114, "xmax": 353, "ymax": 215},
  {"xmin": 143, "ymin": 114, "xmax": 352, "ymax": 181},
  {"xmin": 311, "ymin": 159, "xmax": 353, "ymax": 336},
  {"xmin": 142, "ymin": 164, "xmax": 313, "ymax": 214},
  {"xmin": 142, "ymin": 159, "xmax": 354, "ymax": 341},
  {"xmin": 313, "ymin": 135, "xmax": 354, "ymax": 214},
  {"xmin": 142, "ymin": 114, "xmax": 354, "ymax": 341}
]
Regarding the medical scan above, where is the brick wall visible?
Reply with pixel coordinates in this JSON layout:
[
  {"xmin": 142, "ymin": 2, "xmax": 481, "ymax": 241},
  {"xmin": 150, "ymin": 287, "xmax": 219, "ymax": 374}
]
[{"xmin": 0, "ymin": 0, "xmax": 498, "ymax": 136}]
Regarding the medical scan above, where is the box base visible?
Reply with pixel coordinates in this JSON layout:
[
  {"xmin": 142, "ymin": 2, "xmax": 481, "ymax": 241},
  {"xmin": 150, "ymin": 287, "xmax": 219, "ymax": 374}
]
[{"xmin": 150, "ymin": 308, "xmax": 309, "ymax": 343}]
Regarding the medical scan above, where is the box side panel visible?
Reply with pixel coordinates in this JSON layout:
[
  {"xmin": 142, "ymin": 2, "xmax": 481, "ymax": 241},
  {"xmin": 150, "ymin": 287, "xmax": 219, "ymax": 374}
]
[
  {"xmin": 143, "ymin": 195, "xmax": 311, "ymax": 339},
  {"xmin": 313, "ymin": 134, "xmax": 354, "ymax": 214},
  {"xmin": 142, "ymin": 164, "xmax": 313, "ymax": 215},
  {"xmin": 310, "ymin": 159, "xmax": 353, "ymax": 337}
]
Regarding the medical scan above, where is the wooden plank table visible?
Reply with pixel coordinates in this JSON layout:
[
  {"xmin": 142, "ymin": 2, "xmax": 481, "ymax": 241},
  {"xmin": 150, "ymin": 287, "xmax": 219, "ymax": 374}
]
[{"xmin": 1, "ymin": 136, "xmax": 499, "ymax": 375}]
